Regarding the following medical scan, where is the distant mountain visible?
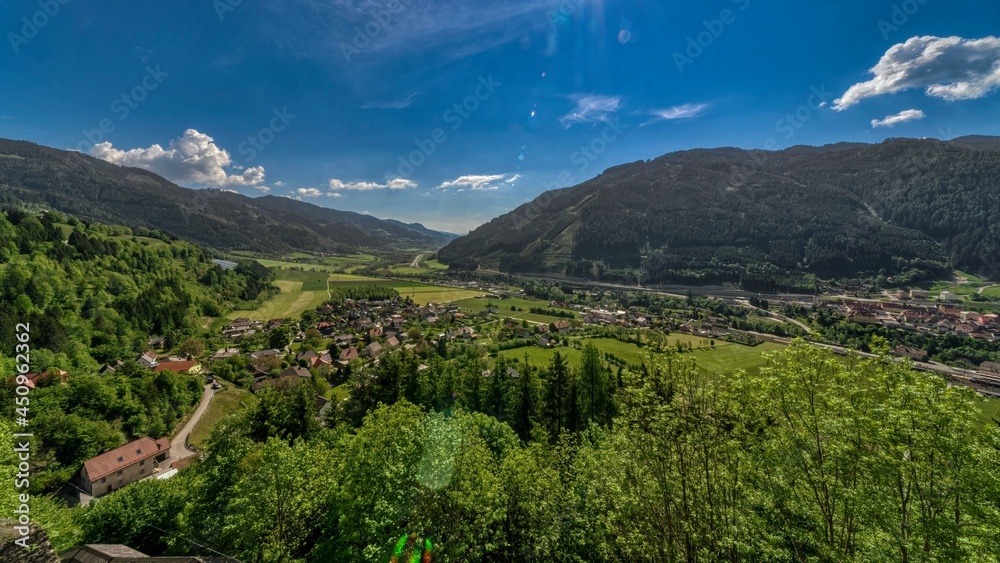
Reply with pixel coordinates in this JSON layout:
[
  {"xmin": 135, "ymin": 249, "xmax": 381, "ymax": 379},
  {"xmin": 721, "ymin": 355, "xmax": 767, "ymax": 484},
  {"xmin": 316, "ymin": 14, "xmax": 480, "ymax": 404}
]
[
  {"xmin": 0, "ymin": 139, "xmax": 457, "ymax": 254},
  {"xmin": 440, "ymin": 137, "xmax": 1000, "ymax": 287}
]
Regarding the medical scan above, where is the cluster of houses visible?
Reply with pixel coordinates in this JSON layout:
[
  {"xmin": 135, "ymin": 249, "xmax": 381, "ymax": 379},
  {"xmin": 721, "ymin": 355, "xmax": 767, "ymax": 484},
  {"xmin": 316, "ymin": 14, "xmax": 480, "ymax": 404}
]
[
  {"xmin": 840, "ymin": 299, "xmax": 998, "ymax": 341},
  {"xmin": 498, "ymin": 318, "xmax": 576, "ymax": 348},
  {"xmin": 98, "ymin": 348, "xmax": 204, "ymax": 377},
  {"xmin": 581, "ymin": 307, "xmax": 657, "ymax": 328}
]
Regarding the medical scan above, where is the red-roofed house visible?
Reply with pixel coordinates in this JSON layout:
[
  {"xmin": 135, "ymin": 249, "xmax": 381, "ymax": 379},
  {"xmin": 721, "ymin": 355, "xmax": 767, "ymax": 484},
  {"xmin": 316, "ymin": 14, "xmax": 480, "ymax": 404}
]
[{"xmin": 80, "ymin": 436, "xmax": 171, "ymax": 497}]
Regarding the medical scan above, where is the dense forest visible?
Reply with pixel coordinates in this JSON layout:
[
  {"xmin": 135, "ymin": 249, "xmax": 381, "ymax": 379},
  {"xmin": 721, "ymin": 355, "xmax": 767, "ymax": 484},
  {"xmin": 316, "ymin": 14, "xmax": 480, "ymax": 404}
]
[
  {"xmin": 440, "ymin": 137, "xmax": 1000, "ymax": 289},
  {"xmin": 0, "ymin": 209, "xmax": 275, "ymax": 371},
  {"xmin": 0, "ymin": 209, "xmax": 278, "ymax": 495},
  {"xmin": 0, "ymin": 139, "xmax": 456, "ymax": 254},
  {"xmin": 31, "ymin": 342, "xmax": 1000, "ymax": 562}
]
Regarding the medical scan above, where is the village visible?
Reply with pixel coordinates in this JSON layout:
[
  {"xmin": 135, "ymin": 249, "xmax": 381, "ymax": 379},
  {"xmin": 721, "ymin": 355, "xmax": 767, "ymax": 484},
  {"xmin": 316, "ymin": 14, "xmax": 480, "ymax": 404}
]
[{"xmin": 17, "ymin": 275, "xmax": 1000, "ymax": 507}]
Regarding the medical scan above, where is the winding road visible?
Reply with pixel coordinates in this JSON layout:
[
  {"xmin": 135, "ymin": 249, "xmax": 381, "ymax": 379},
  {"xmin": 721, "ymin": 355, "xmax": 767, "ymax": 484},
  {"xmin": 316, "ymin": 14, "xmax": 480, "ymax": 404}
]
[
  {"xmin": 410, "ymin": 254, "xmax": 424, "ymax": 268},
  {"xmin": 170, "ymin": 383, "xmax": 215, "ymax": 462}
]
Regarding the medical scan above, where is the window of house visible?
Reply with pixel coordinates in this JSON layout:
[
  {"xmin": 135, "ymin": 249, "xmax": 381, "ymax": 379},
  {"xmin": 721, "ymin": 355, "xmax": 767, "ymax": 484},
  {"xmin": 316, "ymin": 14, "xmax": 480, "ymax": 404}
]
[
  {"xmin": 100, "ymin": 477, "xmax": 106, "ymax": 484},
  {"xmin": 140, "ymin": 459, "xmax": 145, "ymax": 466},
  {"xmin": 140, "ymin": 468, "xmax": 145, "ymax": 475},
  {"xmin": 117, "ymin": 470, "xmax": 123, "ymax": 476}
]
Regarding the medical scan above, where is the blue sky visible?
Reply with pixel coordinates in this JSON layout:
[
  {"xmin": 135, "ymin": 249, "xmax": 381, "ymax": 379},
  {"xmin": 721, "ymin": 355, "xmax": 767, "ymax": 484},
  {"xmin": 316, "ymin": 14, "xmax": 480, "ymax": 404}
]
[{"xmin": 2, "ymin": 0, "xmax": 999, "ymax": 233}]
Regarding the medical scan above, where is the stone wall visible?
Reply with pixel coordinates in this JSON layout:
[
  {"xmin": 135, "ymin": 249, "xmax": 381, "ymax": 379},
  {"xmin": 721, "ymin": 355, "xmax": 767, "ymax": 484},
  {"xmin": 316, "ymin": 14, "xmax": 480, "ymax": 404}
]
[{"xmin": 0, "ymin": 520, "xmax": 59, "ymax": 563}]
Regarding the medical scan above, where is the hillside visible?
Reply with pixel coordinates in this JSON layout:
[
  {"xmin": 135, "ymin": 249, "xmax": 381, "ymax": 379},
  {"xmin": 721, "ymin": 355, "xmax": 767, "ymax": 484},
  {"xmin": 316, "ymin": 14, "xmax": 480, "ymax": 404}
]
[
  {"xmin": 0, "ymin": 139, "xmax": 456, "ymax": 254},
  {"xmin": 439, "ymin": 137, "xmax": 1000, "ymax": 288}
]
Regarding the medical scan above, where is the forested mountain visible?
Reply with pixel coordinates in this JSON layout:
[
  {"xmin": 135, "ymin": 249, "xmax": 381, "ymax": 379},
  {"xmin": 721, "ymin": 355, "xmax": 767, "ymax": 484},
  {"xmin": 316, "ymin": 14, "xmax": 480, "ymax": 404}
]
[
  {"xmin": 440, "ymin": 137, "xmax": 1000, "ymax": 288},
  {"xmin": 0, "ymin": 139, "xmax": 457, "ymax": 254}
]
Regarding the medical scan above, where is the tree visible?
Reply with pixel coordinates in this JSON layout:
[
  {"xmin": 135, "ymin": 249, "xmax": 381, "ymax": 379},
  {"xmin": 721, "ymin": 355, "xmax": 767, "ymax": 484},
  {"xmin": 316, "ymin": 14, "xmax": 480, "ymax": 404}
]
[
  {"xmin": 79, "ymin": 479, "xmax": 186, "ymax": 554},
  {"xmin": 511, "ymin": 359, "xmax": 541, "ymax": 442},
  {"xmin": 578, "ymin": 344, "xmax": 615, "ymax": 426},
  {"xmin": 177, "ymin": 337, "xmax": 204, "ymax": 358},
  {"xmin": 407, "ymin": 326, "xmax": 423, "ymax": 341},
  {"xmin": 543, "ymin": 351, "xmax": 570, "ymax": 439},
  {"xmin": 247, "ymin": 382, "xmax": 318, "ymax": 443},
  {"xmin": 302, "ymin": 328, "xmax": 323, "ymax": 350},
  {"xmin": 268, "ymin": 327, "xmax": 291, "ymax": 351}
]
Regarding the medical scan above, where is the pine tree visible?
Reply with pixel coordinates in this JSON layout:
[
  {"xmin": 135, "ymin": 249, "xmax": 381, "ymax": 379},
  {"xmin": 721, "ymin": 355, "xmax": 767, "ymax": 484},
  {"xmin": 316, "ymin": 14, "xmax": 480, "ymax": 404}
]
[{"xmin": 543, "ymin": 351, "xmax": 569, "ymax": 439}]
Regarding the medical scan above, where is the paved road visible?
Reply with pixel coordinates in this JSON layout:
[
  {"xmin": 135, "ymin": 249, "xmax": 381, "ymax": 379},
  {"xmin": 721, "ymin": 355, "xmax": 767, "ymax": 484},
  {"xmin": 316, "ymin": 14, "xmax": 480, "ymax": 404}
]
[
  {"xmin": 170, "ymin": 383, "xmax": 215, "ymax": 461},
  {"xmin": 410, "ymin": 254, "xmax": 424, "ymax": 268}
]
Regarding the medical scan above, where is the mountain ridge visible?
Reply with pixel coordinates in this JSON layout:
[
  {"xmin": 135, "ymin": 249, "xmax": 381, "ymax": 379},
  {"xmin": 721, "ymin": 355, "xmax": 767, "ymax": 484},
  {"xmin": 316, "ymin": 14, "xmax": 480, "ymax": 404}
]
[
  {"xmin": 440, "ymin": 137, "xmax": 1000, "ymax": 287},
  {"xmin": 0, "ymin": 138, "xmax": 457, "ymax": 254}
]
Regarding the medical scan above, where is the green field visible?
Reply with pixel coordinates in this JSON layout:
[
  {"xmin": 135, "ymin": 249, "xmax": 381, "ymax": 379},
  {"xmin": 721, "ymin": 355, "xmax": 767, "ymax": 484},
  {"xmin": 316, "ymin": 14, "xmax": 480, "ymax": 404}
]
[
  {"xmin": 254, "ymin": 259, "xmax": 344, "ymax": 273},
  {"xmin": 228, "ymin": 270, "xmax": 333, "ymax": 321},
  {"xmin": 248, "ymin": 254, "xmax": 376, "ymax": 274},
  {"xmin": 979, "ymin": 397, "xmax": 1000, "ymax": 426},
  {"xmin": 234, "ymin": 270, "xmax": 485, "ymax": 320},
  {"xmin": 189, "ymin": 385, "xmax": 257, "ymax": 449},
  {"xmin": 499, "ymin": 335, "xmax": 785, "ymax": 376},
  {"xmin": 921, "ymin": 272, "xmax": 997, "ymax": 299},
  {"xmin": 456, "ymin": 296, "xmax": 578, "ymax": 325},
  {"xmin": 328, "ymin": 278, "xmax": 483, "ymax": 305}
]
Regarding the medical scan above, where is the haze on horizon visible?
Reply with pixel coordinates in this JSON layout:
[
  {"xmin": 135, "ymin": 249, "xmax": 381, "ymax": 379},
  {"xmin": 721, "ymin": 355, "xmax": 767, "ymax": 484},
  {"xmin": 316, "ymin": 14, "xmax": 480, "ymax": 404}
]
[{"xmin": 2, "ymin": 0, "xmax": 1000, "ymax": 233}]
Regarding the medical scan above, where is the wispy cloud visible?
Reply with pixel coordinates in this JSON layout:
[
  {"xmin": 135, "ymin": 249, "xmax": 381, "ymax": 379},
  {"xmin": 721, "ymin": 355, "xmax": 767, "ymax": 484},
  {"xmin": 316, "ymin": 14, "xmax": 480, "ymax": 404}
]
[
  {"xmin": 328, "ymin": 177, "xmax": 418, "ymax": 191},
  {"xmin": 437, "ymin": 173, "xmax": 514, "ymax": 191},
  {"xmin": 646, "ymin": 103, "xmax": 710, "ymax": 123},
  {"xmin": 264, "ymin": 0, "xmax": 555, "ymax": 66},
  {"xmin": 360, "ymin": 92, "xmax": 419, "ymax": 109},
  {"xmin": 835, "ymin": 35, "xmax": 1000, "ymax": 110},
  {"xmin": 560, "ymin": 95, "xmax": 622, "ymax": 127},
  {"xmin": 297, "ymin": 187, "xmax": 323, "ymax": 197},
  {"xmin": 871, "ymin": 109, "xmax": 926, "ymax": 128},
  {"xmin": 89, "ymin": 129, "xmax": 266, "ymax": 188}
]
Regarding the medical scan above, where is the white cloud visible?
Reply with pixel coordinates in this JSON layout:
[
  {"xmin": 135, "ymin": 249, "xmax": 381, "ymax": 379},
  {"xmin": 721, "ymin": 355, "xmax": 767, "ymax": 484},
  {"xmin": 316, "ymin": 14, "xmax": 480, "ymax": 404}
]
[
  {"xmin": 834, "ymin": 36, "xmax": 1000, "ymax": 110},
  {"xmin": 328, "ymin": 177, "xmax": 418, "ymax": 191},
  {"xmin": 274, "ymin": 181, "xmax": 286, "ymax": 187},
  {"xmin": 90, "ymin": 129, "xmax": 266, "ymax": 188},
  {"xmin": 327, "ymin": 192, "xmax": 344, "ymax": 198},
  {"xmin": 871, "ymin": 109, "xmax": 926, "ymax": 128},
  {"xmin": 560, "ymin": 95, "xmax": 621, "ymax": 127},
  {"xmin": 254, "ymin": 185, "xmax": 271, "ymax": 193},
  {"xmin": 297, "ymin": 188, "xmax": 323, "ymax": 197},
  {"xmin": 436, "ymin": 174, "xmax": 514, "ymax": 191},
  {"xmin": 649, "ymin": 103, "xmax": 709, "ymax": 121}
]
